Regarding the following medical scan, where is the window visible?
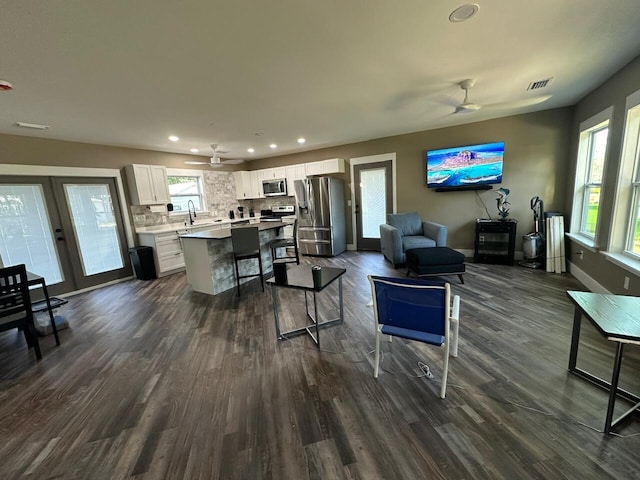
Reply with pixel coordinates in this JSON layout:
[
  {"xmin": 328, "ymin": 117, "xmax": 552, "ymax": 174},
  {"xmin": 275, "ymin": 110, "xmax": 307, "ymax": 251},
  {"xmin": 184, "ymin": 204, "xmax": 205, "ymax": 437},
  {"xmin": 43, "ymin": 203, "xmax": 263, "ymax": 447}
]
[
  {"xmin": 624, "ymin": 106, "xmax": 640, "ymax": 258},
  {"xmin": 609, "ymin": 89, "xmax": 640, "ymax": 263},
  {"xmin": 570, "ymin": 107, "xmax": 612, "ymax": 246},
  {"xmin": 166, "ymin": 168, "xmax": 206, "ymax": 213}
]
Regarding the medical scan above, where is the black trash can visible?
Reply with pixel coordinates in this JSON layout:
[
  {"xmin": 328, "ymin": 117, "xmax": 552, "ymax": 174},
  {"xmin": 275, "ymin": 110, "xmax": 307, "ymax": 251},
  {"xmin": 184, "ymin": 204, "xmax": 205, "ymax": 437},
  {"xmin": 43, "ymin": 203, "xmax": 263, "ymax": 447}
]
[{"xmin": 129, "ymin": 246, "xmax": 157, "ymax": 280}]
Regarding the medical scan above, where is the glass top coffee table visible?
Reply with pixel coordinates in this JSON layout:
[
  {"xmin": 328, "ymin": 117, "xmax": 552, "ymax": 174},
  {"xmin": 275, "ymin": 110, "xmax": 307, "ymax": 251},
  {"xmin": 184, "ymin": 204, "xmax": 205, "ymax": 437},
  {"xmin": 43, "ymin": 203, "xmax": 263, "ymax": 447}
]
[{"xmin": 266, "ymin": 264, "xmax": 346, "ymax": 348}]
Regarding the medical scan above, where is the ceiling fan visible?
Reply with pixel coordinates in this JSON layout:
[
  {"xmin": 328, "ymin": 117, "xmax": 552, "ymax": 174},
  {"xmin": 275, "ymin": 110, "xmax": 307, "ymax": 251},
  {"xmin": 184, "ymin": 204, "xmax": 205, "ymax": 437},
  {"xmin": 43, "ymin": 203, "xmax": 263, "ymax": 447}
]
[
  {"xmin": 185, "ymin": 144, "xmax": 245, "ymax": 167},
  {"xmin": 454, "ymin": 79, "xmax": 482, "ymax": 113},
  {"xmin": 453, "ymin": 79, "xmax": 552, "ymax": 114}
]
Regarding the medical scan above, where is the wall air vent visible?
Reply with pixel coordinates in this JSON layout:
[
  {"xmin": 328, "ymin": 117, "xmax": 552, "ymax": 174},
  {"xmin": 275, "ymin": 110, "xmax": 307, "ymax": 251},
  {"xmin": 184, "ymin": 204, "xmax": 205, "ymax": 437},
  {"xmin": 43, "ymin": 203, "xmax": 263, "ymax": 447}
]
[{"xmin": 527, "ymin": 78, "xmax": 553, "ymax": 90}]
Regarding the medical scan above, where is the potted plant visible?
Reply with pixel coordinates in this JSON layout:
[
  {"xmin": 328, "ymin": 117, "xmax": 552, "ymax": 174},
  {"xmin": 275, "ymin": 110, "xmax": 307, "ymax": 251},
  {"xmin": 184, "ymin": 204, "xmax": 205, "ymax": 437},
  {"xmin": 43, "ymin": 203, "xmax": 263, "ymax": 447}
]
[{"xmin": 496, "ymin": 187, "xmax": 510, "ymax": 220}]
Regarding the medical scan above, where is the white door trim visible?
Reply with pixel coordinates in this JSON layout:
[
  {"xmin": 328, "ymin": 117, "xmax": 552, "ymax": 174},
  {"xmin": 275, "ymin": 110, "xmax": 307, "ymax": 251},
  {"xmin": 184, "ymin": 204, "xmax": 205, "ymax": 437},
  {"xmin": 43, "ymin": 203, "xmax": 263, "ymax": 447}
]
[{"xmin": 349, "ymin": 152, "xmax": 397, "ymax": 250}]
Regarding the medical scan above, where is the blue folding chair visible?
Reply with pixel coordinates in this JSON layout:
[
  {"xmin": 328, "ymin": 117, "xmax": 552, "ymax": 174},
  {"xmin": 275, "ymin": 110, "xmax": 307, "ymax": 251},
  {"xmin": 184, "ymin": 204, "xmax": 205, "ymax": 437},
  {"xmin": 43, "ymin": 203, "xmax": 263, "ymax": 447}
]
[{"xmin": 368, "ymin": 275, "xmax": 460, "ymax": 398}]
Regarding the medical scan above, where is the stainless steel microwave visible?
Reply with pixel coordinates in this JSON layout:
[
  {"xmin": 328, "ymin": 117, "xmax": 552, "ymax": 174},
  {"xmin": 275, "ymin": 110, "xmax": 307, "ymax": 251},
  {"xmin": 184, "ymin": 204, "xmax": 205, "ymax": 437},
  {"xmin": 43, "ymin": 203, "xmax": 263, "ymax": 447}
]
[{"xmin": 262, "ymin": 178, "xmax": 287, "ymax": 196}]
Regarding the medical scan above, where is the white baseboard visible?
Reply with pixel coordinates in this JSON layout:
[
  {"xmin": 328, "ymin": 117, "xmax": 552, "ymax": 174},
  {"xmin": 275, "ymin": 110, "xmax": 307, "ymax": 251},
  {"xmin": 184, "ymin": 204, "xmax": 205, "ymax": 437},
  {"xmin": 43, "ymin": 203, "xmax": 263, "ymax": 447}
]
[
  {"xmin": 567, "ymin": 261, "xmax": 610, "ymax": 293},
  {"xmin": 60, "ymin": 276, "xmax": 135, "ymax": 298},
  {"xmin": 347, "ymin": 243, "xmax": 356, "ymax": 251}
]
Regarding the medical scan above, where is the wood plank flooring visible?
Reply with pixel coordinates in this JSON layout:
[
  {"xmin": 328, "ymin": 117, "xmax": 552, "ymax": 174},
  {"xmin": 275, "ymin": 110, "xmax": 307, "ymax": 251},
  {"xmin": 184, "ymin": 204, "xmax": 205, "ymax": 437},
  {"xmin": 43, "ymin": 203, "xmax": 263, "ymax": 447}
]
[{"xmin": 1, "ymin": 252, "xmax": 639, "ymax": 479}]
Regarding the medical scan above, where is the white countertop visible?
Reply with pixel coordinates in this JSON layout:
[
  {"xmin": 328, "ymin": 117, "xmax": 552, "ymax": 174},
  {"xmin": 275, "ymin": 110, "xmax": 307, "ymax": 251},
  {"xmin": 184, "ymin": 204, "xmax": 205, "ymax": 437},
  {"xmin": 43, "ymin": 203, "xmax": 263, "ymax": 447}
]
[
  {"xmin": 180, "ymin": 221, "xmax": 286, "ymax": 240},
  {"xmin": 135, "ymin": 216, "xmax": 263, "ymax": 235}
]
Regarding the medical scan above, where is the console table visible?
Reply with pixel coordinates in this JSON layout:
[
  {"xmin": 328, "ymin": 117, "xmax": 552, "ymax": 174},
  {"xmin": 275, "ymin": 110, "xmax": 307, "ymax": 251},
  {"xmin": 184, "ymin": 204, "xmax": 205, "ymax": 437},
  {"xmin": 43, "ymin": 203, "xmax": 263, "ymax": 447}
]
[
  {"xmin": 267, "ymin": 264, "xmax": 346, "ymax": 348},
  {"xmin": 566, "ymin": 290, "xmax": 640, "ymax": 434},
  {"xmin": 474, "ymin": 219, "xmax": 517, "ymax": 265}
]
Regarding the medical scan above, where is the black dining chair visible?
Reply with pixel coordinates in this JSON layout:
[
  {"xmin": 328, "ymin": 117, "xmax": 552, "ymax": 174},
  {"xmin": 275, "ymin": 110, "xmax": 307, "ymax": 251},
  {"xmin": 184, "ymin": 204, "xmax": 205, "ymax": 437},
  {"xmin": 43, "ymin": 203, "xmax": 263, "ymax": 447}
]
[
  {"xmin": 268, "ymin": 219, "xmax": 299, "ymax": 265},
  {"xmin": 0, "ymin": 264, "xmax": 42, "ymax": 360},
  {"xmin": 231, "ymin": 226, "xmax": 264, "ymax": 296}
]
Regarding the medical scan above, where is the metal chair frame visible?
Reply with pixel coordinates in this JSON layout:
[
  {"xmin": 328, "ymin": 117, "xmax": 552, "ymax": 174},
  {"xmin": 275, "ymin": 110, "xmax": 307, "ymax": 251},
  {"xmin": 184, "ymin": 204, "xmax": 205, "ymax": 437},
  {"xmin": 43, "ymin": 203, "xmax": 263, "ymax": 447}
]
[{"xmin": 368, "ymin": 275, "xmax": 460, "ymax": 398}]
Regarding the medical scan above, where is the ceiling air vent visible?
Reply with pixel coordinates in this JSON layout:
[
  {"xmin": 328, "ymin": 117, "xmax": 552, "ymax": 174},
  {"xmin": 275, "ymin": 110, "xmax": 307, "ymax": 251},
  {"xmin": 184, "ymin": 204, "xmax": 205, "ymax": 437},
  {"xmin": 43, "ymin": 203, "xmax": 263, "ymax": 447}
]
[{"xmin": 527, "ymin": 78, "xmax": 553, "ymax": 90}]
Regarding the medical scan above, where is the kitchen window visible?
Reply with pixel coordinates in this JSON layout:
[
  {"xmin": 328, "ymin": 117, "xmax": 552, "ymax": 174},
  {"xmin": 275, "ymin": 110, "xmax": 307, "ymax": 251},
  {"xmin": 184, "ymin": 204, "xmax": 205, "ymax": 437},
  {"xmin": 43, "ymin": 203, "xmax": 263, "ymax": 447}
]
[
  {"xmin": 569, "ymin": 107, "xmax": 612, "ymax": 247},
  {"xmin": 166, "ymin": 168, "xmax": 207, "ymax": 213}
]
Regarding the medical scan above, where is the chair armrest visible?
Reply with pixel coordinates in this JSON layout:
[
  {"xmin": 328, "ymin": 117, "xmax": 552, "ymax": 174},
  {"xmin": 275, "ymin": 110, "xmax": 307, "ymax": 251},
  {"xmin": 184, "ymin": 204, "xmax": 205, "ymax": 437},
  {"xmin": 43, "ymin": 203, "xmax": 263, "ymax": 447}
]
[
  {"xmin": 422, "ymin": 221, "xmax": 447, "ymax": 246},
  {"xmin": 450, "ymin": 294, "xmax": 460, "ymax": 357},
  {"xmin": 379, "ymin": 224, "xmax": 404, "ymax": 266}
]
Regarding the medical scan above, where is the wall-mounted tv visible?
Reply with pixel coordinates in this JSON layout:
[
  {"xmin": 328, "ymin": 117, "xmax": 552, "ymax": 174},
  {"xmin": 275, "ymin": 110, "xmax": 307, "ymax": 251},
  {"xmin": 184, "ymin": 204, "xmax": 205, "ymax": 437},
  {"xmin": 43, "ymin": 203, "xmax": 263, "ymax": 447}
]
[{"xmin": 426, "ymin": 141, "xmax": 505, "ymax": 191}]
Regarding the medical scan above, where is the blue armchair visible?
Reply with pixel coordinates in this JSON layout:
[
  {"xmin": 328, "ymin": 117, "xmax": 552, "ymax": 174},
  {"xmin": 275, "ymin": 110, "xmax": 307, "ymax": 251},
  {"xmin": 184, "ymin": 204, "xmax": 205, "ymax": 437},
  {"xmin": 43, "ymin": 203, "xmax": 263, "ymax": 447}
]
[{"xmin": 379, "ymin": 212, "xmax": 447, "ymax": 268}]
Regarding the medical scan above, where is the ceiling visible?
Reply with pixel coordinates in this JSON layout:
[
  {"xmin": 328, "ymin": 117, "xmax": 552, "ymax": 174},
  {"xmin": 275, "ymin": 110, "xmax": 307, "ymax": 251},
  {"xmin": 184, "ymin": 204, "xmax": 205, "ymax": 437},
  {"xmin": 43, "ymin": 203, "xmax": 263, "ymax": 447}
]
[{"xmin": 2, "ymin": 1, "xmax": 640, "ymax": 162}]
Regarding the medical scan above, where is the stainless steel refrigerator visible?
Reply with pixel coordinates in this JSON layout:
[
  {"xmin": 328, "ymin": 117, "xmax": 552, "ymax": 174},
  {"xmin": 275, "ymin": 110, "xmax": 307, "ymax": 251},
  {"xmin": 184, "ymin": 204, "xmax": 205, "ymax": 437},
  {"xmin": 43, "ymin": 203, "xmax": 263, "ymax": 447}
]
[{"xmin": 294, "ymin": 177, "xmax": 346, "ymax": 256}]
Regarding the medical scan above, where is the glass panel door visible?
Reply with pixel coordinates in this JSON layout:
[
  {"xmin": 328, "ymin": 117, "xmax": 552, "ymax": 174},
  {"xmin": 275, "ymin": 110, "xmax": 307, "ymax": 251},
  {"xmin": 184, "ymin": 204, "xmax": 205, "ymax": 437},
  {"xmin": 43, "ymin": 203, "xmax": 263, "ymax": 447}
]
[
  {"xmin": 0, "ymin": 178, "xmax": 75, "ymax": 294},
  {"xmin": 354, "ymin": 160, "xmax": 393, "ymax": 251},
  {"xmin": 360, "ymin": 168, "xmax": 387, "ymax": 238},
  {"xmin": 63, "ymin": 183, "xmax": 124, "ymax": 276},
  {"xmin": 53, "ymin": 177, "xmax": 131, "ymax": 290}
]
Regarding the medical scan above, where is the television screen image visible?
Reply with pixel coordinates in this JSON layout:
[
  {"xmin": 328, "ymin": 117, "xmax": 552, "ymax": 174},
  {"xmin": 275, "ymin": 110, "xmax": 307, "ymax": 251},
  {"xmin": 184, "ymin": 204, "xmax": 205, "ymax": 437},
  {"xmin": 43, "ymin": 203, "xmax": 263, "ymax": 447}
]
[{"xmin": 426, "ymin": 141, "xmax": 505, "ymax": 189}]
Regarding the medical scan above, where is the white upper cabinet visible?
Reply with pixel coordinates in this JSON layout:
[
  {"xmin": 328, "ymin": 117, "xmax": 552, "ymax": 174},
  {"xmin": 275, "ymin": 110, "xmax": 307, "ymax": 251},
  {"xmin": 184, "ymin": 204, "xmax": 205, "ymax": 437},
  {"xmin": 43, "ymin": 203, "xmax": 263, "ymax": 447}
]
[
  {"xmin": 233, "ymin": 170, "xmax": 263, "ymax": 199},
  {"xmin": 249, "ymin": 171, "xmax": 264, "ymax": 198},
  {"xmin": 305, "ymin": 158, "xmax": 345, "ymax": 176},
  {"xmin": 126, "ymin": 164, "xmax": 170, "ymax": 205},
  {"xmin": 233, "ymin": 171, "xmax": 251, "ymax": 200},
  {"xmin": 285, "ymin": 164, "xmax": 307, "ymax": 196},
  {"xmin": 262, "ymin": 167, "xmax": 287, "ymax": 179}
]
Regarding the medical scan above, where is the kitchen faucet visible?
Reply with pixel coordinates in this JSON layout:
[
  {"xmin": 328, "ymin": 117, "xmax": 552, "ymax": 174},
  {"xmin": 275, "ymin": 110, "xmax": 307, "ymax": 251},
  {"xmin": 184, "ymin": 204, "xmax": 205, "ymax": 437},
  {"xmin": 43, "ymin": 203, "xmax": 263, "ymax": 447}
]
[{"xmin": 187, "ymin": 200, "xmax": 197, "ymax": 225}]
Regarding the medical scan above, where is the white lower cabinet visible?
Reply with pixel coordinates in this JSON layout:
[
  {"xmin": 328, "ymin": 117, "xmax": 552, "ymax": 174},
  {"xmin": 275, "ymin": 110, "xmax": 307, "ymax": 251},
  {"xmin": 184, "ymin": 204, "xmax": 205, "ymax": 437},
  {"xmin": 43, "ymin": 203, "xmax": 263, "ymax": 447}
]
[
  {"xmin": 138, "ymin": 231, "xmax": 184, "ymax": 277},
  {"xmin": 137, "ymin": 224, "xmax": 226, "ymax": 277}
]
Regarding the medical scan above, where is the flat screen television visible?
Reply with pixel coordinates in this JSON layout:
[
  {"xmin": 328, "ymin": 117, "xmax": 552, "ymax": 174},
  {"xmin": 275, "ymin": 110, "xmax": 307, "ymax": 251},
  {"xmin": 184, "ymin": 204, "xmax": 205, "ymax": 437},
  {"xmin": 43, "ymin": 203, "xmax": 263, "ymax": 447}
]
[{"xmin": 426, "ymin": 141, "xmax": 505, "ymax": 191}]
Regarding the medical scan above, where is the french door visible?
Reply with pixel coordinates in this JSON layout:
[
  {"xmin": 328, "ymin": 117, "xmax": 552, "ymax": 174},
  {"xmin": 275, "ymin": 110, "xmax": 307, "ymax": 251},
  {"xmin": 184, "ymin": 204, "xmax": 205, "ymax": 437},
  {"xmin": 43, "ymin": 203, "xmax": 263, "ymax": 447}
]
[
  {"xmin": 0, "ymin": 176, "xmax": 131, "ymax": 295},
  {"xmin": 354, "ymin": 160, "xmax": 393, "ymax": 250}
]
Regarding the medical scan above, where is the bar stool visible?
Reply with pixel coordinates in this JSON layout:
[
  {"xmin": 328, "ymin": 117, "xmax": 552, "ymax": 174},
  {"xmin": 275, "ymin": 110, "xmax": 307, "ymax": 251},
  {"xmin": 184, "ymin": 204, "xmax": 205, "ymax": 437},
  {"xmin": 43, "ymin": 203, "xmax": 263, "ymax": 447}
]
[
  {"xmin": 268, "ymin": 219, "xmax": 299, "ymax": 265},
  {"xmin": 231, "ymin": 226, "xmax": 264, "ymax": 296}
]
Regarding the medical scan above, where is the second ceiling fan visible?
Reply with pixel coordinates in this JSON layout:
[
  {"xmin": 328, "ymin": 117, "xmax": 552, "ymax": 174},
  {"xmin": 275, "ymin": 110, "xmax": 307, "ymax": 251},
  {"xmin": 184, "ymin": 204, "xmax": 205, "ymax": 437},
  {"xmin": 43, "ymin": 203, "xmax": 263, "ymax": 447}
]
[
  {"xmin": 185, "ymin": 144, "xmax": 244, "ymax": 168},
  {"xmin": 453, "ymin": 79, "xmax": 551, "ymax": 114}
]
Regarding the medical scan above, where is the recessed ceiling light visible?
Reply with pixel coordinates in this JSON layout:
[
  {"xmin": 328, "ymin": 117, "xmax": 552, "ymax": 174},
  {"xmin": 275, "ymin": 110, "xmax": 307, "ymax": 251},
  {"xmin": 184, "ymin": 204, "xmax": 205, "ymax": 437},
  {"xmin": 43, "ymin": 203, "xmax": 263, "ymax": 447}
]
[
  {"xmin": 247, "ymin": 148, "xmax": 255, "ymax": 153},
  {"xmin": 269, "ymin": 144, "xmax": 277, "ymax": 149},
  {"xmin": 190, "ymin": 148, "xmax": 199, "ymax": 153},
  {"xmin": 297, "ymin": 138, "xmax": 306, "ymax": 144},
  {"xmin": 168, "ymin": 135, "xmax": 179, "ymax": 142},
  {"xmin": 449, "ymin": 4, "xmax": 479, "ymax": 22},
  {"xmin": 16, "ymin": 121, "xmax": 49, "ymax": 130}
]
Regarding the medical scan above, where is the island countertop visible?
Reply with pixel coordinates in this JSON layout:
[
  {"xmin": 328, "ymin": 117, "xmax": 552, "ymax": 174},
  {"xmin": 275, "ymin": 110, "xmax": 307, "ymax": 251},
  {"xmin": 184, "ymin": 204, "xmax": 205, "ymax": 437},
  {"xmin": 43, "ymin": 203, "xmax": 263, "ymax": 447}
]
[{"xmin": 180, "ymin": 221, "xmax": 287, "ymax": 240}]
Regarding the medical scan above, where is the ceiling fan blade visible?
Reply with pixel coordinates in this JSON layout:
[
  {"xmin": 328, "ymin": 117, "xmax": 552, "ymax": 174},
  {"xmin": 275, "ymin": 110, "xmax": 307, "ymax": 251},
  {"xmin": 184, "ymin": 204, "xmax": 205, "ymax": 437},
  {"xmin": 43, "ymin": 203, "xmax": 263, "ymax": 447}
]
[
  {"xmin": 455, "ymin": 102, "xmax": 481, "ymax": 114},
  {"xmin": 185, "ymin": 161, "xmax": 209, "ymax": 165},
  {"xmin": 485, "ymin": 94, "xmax": 553, "ymax": 110},
  {"xmin": 222, "ymin": 159, "xmax": 245, "ymax": 165}
]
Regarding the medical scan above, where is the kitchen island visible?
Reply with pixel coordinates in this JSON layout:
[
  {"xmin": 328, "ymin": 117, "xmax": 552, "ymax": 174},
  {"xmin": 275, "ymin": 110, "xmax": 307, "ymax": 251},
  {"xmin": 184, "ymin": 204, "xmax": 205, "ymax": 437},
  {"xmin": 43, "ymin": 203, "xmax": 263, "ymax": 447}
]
[{"xmin": 180, "ymin": 221, "xmax": 286, "ymax": 295}]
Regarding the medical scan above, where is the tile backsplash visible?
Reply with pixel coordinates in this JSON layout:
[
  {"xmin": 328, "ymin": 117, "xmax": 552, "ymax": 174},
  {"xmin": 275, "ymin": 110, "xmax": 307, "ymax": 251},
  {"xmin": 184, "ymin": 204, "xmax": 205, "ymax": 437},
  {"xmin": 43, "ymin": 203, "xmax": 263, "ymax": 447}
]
[{"xmin": 130, "ymin": 170, "xmax": 297, "ymax": 228}]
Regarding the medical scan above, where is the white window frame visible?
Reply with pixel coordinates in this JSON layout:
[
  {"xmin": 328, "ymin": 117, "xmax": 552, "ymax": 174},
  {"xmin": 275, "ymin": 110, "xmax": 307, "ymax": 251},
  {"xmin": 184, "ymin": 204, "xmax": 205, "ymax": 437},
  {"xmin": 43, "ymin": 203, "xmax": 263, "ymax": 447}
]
[
  {"xmin": 569, "ymin": 107, "xmax": 613, "ymax": 249},
  {"xmin": 166, "ymin": 168, "xmax": 207, "ymax": 214},
  {"xmin": 605, "ymin": 89, "xmax": 640, "ymax": 274}
]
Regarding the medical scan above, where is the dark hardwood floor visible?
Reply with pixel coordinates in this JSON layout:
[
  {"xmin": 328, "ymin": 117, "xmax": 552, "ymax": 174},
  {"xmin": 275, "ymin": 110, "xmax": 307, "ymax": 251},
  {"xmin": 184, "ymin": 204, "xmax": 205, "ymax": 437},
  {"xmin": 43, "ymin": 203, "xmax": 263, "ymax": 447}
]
[{"xmin": 1, "ymin": 252, "xmax": 639, "ymax": 479}]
